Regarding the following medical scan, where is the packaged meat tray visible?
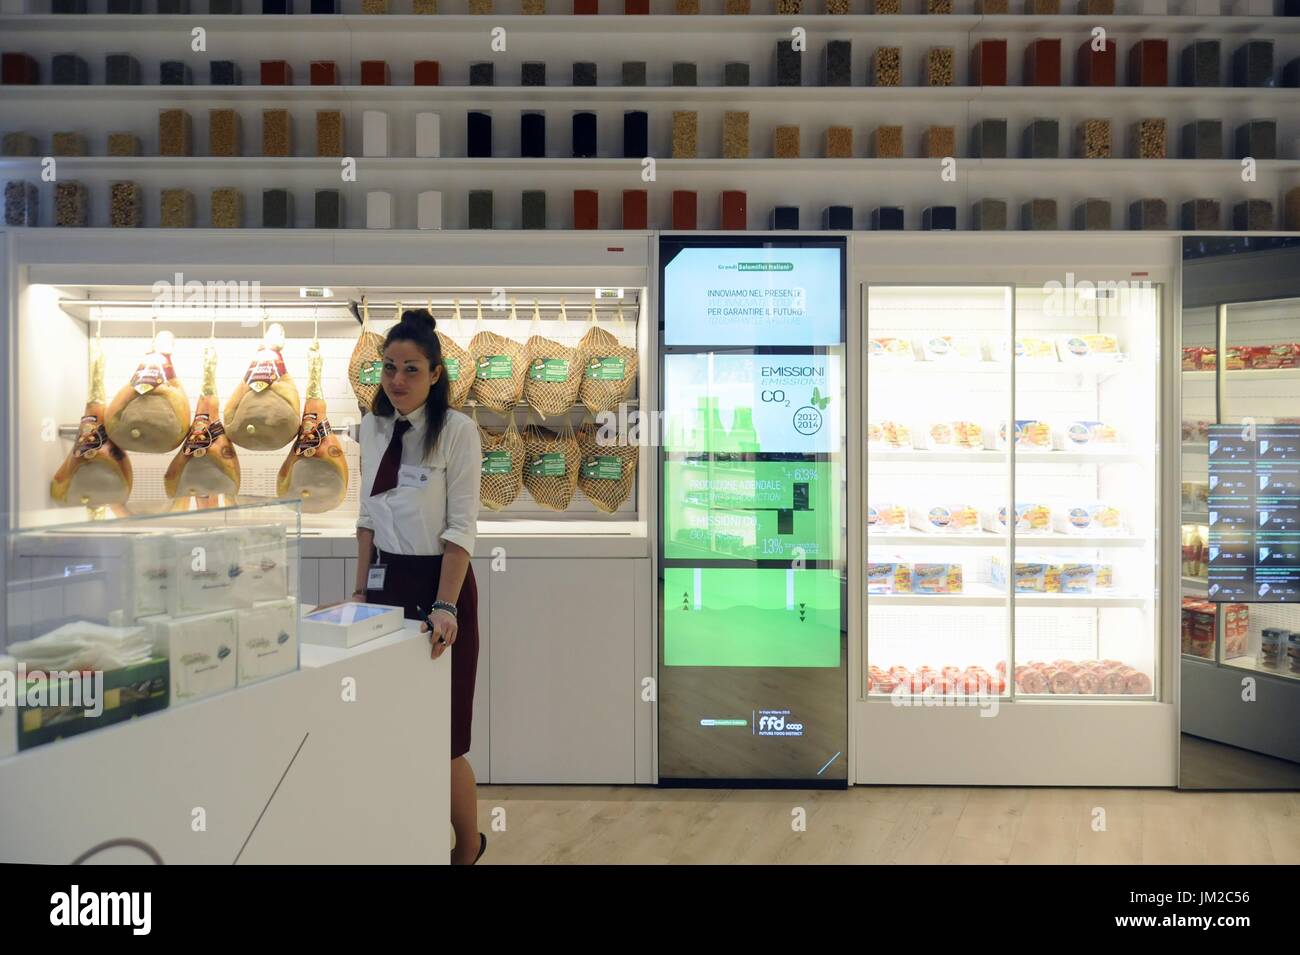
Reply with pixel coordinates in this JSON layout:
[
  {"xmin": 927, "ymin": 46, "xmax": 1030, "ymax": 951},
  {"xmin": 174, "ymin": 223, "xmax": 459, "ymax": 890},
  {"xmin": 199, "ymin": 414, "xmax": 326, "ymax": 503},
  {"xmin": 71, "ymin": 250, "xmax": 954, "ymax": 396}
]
[
  {"xmin": 1057, "ymin": 333, "xmax": 1122, "ymax": 361},
  {"xmin": 1015, "ymin": 659, "xmax": 1152, "ymax": 695},
  {"xmin": 909, "ymin": 504, "xmax": 982, "ymax": 534},
  {"xmin": 1053, "ymin": 420, "xmax": 1120, "ymax": 450},
  {"xmin": 912, "ymin": 420, "xmax": 986, "ymax": 450},
  {"xmin": 913, "ymin": 334, "xmax": 984, "ymax": 363},
  {"xmin": 866, "ymin": 502, "xmax": 908, "ymax": 532},
  {"xmin": 1054, "ymin": 502, "xmax": 1123, "ymax": 535},
  {"xmin": 867, "ymin": 420, "xmax": 912, "ymax": 449},
  {"xmin": 866, "ymin": 337, "xmax": 915, "ymax": 362}
]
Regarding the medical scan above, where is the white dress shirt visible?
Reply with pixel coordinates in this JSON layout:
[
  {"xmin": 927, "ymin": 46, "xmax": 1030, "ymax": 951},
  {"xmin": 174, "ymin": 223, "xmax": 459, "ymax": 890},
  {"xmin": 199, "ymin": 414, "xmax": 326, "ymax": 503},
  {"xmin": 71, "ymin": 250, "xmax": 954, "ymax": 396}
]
[{"xmin": 356, "ymin": 403, "xmax": 482, "ymax": 557}]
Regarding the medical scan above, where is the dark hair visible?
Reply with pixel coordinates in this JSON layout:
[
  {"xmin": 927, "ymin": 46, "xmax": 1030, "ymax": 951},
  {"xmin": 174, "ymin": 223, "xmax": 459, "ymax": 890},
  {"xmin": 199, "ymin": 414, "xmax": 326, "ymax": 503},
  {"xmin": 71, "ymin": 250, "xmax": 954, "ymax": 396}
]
[{"xmin": 372, "ymin": 309, "xmax": 451, "ymax": 463}]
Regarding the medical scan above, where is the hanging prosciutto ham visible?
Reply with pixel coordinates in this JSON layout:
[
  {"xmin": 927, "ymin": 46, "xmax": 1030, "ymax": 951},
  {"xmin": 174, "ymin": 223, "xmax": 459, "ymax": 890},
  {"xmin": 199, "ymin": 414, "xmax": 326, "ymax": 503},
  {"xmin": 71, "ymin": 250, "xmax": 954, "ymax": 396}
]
[
  {"xmin": 51, "ymin": 337, "xmax": 133, "ymax": 507},
  {"xmin": 105, "ymin": 329, "xmax": 190, "ymax": 453},
  {"xmin": 164, "ymin": 343, "xmax": 240, "ymax": 499},
  {"xmin": 225, "ymin": 322, "xmax": 301, "ymax": 451},
  {"xmin": 277, "ymin": 339, "xmax": 348, "ymax": 513}
]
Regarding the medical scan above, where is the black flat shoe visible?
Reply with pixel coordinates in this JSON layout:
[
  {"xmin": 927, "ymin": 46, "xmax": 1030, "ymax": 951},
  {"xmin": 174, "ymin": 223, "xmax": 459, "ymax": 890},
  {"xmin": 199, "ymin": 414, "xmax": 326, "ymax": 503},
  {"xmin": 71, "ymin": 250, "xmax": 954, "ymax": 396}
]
[{"xmin": 474, "ymin": 832, "xmax": 487, "ymax": 864}]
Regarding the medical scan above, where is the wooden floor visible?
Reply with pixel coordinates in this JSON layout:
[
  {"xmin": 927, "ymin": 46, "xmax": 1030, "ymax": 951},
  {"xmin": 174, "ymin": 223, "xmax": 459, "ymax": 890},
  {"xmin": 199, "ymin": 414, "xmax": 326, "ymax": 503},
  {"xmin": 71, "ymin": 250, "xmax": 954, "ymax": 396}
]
[{"xmin": 472, "ymin": 784, "xmax": 1300, "ymax": 864}]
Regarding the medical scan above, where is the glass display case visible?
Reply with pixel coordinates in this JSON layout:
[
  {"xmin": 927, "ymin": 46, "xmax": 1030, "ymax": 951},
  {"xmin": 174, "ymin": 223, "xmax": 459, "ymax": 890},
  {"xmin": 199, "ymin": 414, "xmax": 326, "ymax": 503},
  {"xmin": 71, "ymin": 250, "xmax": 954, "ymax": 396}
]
[
  {"xmin": 1181, "ymin": 291, "xmax": 1300, "ymax": 681},
  {"xmin": 17, "ymin": 285, "xmax": 648, "ymax": 538},
  {"xmin": 864, "ymin": 282, "xmax": 1162, "ymax": 701},
  {"xmin": 1, "ymin": 497, "xmax": 301, "ymax": 755}
]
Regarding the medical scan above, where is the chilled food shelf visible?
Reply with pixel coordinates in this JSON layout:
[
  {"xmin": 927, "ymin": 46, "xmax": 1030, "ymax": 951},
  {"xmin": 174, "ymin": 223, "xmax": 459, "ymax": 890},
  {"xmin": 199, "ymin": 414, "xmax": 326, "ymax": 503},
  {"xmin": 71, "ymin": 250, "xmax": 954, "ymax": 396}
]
[
  {"xmin": 1183, "ymin": 368, "xmax": 1300, "ymax": 382},
  {"xmin": 1182, "ymin": 512, "xmax": 1210, "ymax": 525},
  {"xmin": 867, "ymin": 584, "xmax": 1147, "ymax": 608},
  {"xmin": 870, "ymin": 449, "xmax": 1142, "ymax": 465},
  {"xmin": 1182, "ymin": 575, "xmax": 1208, "ymax": 593},
  {"xmin": 1223, "ymin": 655, "xmax": 1300, "ymax": 683},
  {"xmin": 868, "ymin": 531, "xmax": 1145, "ymax": 549}
]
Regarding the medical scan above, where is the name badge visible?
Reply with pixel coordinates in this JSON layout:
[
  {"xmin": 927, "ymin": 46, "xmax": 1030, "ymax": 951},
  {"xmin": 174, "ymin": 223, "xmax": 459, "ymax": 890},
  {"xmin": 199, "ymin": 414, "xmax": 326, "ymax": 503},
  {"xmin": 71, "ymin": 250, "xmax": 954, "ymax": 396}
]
[
  {"xmin": 398, "ymin": 464, "xmax": 433, "ymax": 489},
  {"xmin": 367, "ymin": 564, "xmax": 387, "ymax": 590}
]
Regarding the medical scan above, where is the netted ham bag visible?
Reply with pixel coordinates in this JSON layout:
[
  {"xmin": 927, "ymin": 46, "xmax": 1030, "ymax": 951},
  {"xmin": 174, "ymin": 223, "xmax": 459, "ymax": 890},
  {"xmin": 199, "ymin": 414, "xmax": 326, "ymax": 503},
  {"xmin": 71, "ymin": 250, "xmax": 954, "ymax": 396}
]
[
  {"xmin": 348, "ymin": 326, "xmax": 384, "ymax": 413},
  {"xmin": 439, "ymin": 331, "xmax": 474, "ymax": 409},
  {"xmin": 577, "ymin": 325, "xmax": 638, "ymax": 415},
  {"xmin": 469, "ymin": 331, "xmax": 526, "ymax": 413},
  {"xmin": 576, "ymin": 424, "xmax": 638, "ymax": 513},
  {"xmin": 225, "ymin": 323, "xmax": 301, "ymax": 450},
  {"xmin": 522, "ymin": 335, "xmax": 582, "ymax": 417},
  {"xmin": 522, "ymin": 425, "xmax": 580, "ymax": 511},
  {"xmin": 51, "ymin": 337, "xmax": 133, "ymax": 507},
  {"xmin": 479, "ymin": 421, "xmax": 525, "ymax": 511}
]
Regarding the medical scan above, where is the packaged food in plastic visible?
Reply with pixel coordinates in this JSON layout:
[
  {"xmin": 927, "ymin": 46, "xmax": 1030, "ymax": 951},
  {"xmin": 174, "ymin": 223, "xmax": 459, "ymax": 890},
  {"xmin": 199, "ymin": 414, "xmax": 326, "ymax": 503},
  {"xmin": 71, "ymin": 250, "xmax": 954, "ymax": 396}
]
[
  {"xmin": 1054, "ymin": 420, "xmax": 1120, "ymax": 450},
  {"xmin": 866, "ymin": 419, "xmax": 912, "ymax": 449},
  {"xmin": 913, "ymin": 420, "xmax": 985, "ymax": 450},
  {"xmin": 1057, "ymin": 333, "xmax": 1121, "ymax": 360},
  {"xmin": 910, "ymin": 503, "xmax": 981, "ymax": 534},
  {"xmin": 996, "ymin": 419, "xmax": 1052, "ymax": 449},
  {"xmin": 913, "ymin": 334, "xmax": 983, "ymax": 362},
  {"xmin": 1055, "ymin": 502, "xmax": 1123, "ymax": 535},
  {"xmin": 866, "ymin": 502, "xmax": 907, "ymax": 532},
  {"xmin": 983, "ymin": 502, "xmax": 1051, "ymax": 535},
  {"xmin": 911, "ymin": 563, "xmax": 962, "ymax": 594},
  {"xmin": 866, "ymin": 337, "xmax": 914, "ymax": 362},
  {"xmin": 867, "ymin": 561, "xmax": 911, "ymax": 594}
]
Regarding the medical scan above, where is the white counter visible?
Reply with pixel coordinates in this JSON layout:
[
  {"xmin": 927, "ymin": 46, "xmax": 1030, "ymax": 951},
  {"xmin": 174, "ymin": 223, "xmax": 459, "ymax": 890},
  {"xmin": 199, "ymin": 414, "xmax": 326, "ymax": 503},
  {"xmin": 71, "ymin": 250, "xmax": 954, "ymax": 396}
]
[{"xmin": 0, "ymin": 621, "xmax": 449, "ymax": 865}]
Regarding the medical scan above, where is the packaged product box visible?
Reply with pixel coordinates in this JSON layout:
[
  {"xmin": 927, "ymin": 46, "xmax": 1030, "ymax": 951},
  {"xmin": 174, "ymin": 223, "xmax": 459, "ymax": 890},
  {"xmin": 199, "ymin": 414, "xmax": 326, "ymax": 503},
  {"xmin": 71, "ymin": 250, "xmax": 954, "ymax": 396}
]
[
  {"xmin": 910, "ymin": 504, "xmax": 982, "ymax": 534},
  {"xmin": 913, "ymin": 420, "xmax": 986, "ymax": 451},
  {"xmin": 1058, "ymin": 334, "xmax": 1122, "ymax": 361},
  {"xmin": 237, "ymin": 597, "xmax": 297, "ymax": 685},
  {"xmin": 17, "ymin": 657, "xmax": 169, "ymax": 751},
  {"xmin": 9, "ymin": 531, "xmax": 170, "ymax": 627},
  {"xmin": 1054, "ymin": 502, "xmax": 1123, "ymax": 535},
  {"xmin": 168, "ymin": 529, "xmax": 250, "ymax": 617},
  {"xmin": 1053, "ymin": 420, "xmax": 1120, "ymax": 450},
  {"xmin": 1181, "ymin": 481, "xmax": 1209, "ymax": 511},
  {"xmin": 236, "ymin": 524, "xmax": 289, "ymax": 604},
  {"xmin": 912, "ymin": 563, "xmax": 963, "ymax": 594},
  {"xmin": 1060, "ymin": 563, "xmax": 1098, "ymax": 594},
  {"xmin": 868, "ymin": 561, "xmax": 911, "ymax": 594},
  {"xmin": 866, "ymin": 337, "xmax": 914, "ymax": 362},
  {"xmin": 992, "ymin": 556, "xmax": 1054, "ymax": 593},
  {"xmin": 983, "ymin": 502, "xmax": 1052, "ymax": 535},
  {"xmin": 142, "ymin": 610, "xmax": 238, "ymax": 704},
  {"xmin": 995, "ymin": 419, "xmax": 1052, "ymax": 450},
  {"xmin": 866, "ymin": 420, "xmax": 912, "ymax": 449},
  {"xmin": 866, "ymin": 503, "xmax": 908, "ymax": 532},
  {"xmin": 1223, "ymin": 603, "xmax": 1248, "ymax": 658},
  {"xmin": 0, "ymin": 655, "xmax": 16, "ymax": 759},
  {"xmin": 913, "ymin": 334, "xmax": 983, "ymax": 362}
]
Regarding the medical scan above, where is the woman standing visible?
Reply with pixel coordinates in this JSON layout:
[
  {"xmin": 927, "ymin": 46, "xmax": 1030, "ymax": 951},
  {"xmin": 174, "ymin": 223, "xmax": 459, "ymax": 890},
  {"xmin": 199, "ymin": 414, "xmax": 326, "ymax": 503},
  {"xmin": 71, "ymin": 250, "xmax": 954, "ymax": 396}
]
[{"xmin": 352, "ymin": 308, "xmax": 486, "ymax": 865}]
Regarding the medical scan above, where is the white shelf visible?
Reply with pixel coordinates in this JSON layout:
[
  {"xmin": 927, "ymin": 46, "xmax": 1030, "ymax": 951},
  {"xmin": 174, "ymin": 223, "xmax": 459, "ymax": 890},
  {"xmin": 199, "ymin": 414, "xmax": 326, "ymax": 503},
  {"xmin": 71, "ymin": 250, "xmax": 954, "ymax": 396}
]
[
  {"xmin": 1182, "ymin": 574, "xmax": 1208, "ymax": 592},
  {"xmin": 869, "ymin": 531, "xmax": 1145, "ymax": 548},
  {"xmin": 1181, "ymin": 441, "xmax": 1209, "ymax": 453},
  {"xmin": 5, "ymin": 157, "xmax": 1299, "ymax": 175},
  {"xmin": 1183, "ymin": 367, "xmax": 1300, "ymax": 382},
  {"xmin": 5, "ymin": 13, "xmax": 1300, "ymax": 35},
  {"xmin": 868, "ymin": 583, "xmax": 1148, "ymax": 608},
  {"xmin": 869, "ymin": 448, "xmax": 1142, "ymax": 464},
  {"xmin": 4, "ymin": 84, "xmax": 1298, "ymax": 105},
  {"xmin": 1182, "ymin": 511, "xmax": 1209, "ymax": 524},
  {"xmin": 1223, "ymin": 654, "xmax": 1300, "ymax": 683}
]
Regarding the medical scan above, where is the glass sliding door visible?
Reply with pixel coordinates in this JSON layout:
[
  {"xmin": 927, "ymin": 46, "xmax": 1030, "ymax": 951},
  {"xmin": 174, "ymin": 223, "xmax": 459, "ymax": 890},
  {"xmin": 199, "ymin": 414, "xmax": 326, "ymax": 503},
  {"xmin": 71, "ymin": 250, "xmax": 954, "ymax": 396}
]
[
  {"xmin": 1011, "ymin": 282, "xmax": 1161, "ymax": 698},
  {"xmin": 864, "ymin": 285, "xmax": 1013, "ymax": 701}
]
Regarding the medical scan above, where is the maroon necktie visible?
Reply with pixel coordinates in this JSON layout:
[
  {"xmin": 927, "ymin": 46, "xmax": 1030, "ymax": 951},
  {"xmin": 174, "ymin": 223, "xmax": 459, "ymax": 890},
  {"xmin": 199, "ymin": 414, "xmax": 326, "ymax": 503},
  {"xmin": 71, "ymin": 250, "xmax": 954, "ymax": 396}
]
[{"xmin": 369, "ymin": 417, "xmax": 411, "ymax": 496}]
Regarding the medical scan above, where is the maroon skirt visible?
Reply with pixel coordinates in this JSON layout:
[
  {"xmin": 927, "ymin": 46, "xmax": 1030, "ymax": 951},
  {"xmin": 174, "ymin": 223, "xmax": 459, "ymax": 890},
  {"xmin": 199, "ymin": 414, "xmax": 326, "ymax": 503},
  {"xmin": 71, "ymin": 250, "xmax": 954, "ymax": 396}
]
[{"xmin": 366, "ymin": 548, "xmax": 478, "ymax": 760}]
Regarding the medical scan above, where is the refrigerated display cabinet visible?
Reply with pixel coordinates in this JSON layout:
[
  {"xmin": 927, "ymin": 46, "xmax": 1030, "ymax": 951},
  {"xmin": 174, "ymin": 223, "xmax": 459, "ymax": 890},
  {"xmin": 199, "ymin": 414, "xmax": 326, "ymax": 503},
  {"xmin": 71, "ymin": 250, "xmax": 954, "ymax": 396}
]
[{"xmin": 865, "ymin": 282, "xmax": 1162, "ymax": 702}]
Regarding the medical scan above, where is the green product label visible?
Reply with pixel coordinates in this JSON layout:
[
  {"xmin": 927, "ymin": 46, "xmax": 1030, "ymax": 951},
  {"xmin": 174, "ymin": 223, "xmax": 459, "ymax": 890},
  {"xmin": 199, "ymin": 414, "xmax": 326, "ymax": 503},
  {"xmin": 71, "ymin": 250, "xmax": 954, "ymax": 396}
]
[
  {"xmin": 580, "ymin": 455, "xmax": 623, "ymax": 480},
  {"xmin": 528, "ymin": 357, "xmax": 570, "ymax": 382},
  {"xmin": 358, "ymin": 360, "xmax": 382, "ymax": 386},
  {"xmin": 527, "ymin": 452, "xmax": 565, "ymax": 477},
  {"xmin": 585, "ymin": 356, "xmax": 625, "ymax": 381},
  {"xmin": 482, "ymin": 450, "xmax": 513, "ymax": 475},
  {"xmin": 443, "ymin": 356, "xmax": 461, "ymax": 382},
  {"xmin": 476, "ymin": 354, "xmax": 513, "ymax": 380}
]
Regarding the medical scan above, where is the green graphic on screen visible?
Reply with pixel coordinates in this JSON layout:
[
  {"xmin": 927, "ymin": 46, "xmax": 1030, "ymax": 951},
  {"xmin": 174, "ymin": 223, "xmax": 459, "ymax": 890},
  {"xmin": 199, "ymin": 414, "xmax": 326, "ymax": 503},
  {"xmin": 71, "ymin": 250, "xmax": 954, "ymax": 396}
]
[
  {"xmin": 663, "ymin": 460, "xmax": 840, "ymax": 562},
  {"xmin": 663, "ymin": 567, "xmax": 841, "ymax": 668}
]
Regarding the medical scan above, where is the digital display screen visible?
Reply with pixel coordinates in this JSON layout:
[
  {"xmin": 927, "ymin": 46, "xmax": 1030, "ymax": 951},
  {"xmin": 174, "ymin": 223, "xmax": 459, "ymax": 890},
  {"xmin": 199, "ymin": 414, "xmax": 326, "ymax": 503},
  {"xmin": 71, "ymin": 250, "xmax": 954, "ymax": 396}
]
[
  {"xmin": 662, "ymin": 246, "xmax": 844, "ymax": 347},
  {"xmin": 662, "ymin": 567, "xmax": 842, "ymax": 668},
  {"xmin": 662, "ymin": 353, "xmax": 843, "ymax": 455},
  {"xmin": 1207, "ymin": 424, "xmax": 1300, "ymax": 602}
]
